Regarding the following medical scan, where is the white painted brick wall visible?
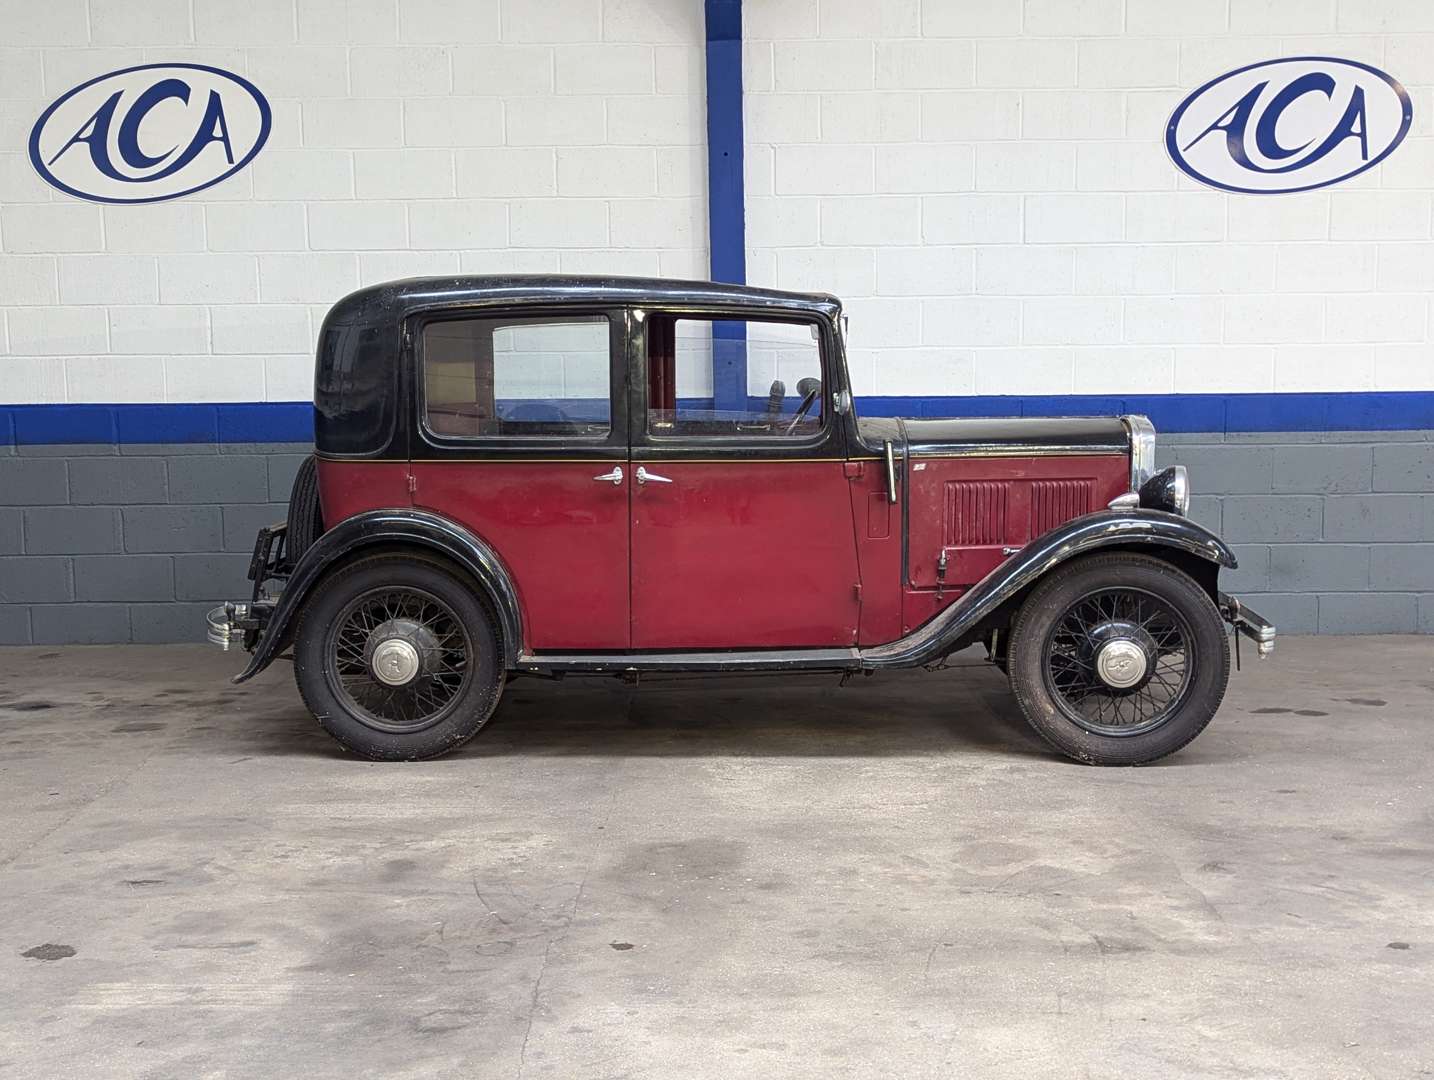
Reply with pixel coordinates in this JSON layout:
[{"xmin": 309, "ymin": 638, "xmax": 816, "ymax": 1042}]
[
  {"xmin": 0, "ymin": 0, "xmax": 706, "ymax": 404},
  {"xmin": 746, "ymin": 0, "xmax": 1434, "ymax": 397},
  {"xmin": 6, "ymin": 0, "xmax": 1434, "ymax": 407}
]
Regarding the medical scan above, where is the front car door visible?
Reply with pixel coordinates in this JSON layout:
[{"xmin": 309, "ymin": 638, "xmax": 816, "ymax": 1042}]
[
  {"xmin": 408, "ymin": 306, "xmax": 632, "ymax": 651},
  {"xmin": 628, "ymin": 306, "xmax": 861, "ymax": 649}
]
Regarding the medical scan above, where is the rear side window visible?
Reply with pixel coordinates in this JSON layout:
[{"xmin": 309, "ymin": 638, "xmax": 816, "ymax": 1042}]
[
  {"xmin": 422, "ymin": 314, "xmax": 611, "ymax": 439},
  {"xmin": 646, "ymin": 316, "xmax": 824, "ymax": 440}
]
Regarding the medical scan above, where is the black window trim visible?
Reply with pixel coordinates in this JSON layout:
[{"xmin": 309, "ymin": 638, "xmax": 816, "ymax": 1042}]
[
  {"xmin": 630, "ymin": 305, "xmax": 846, "ymax": 460},
  {"xmin": 411, "ymin": 304, "xmax": 629, "ymax": 459}
]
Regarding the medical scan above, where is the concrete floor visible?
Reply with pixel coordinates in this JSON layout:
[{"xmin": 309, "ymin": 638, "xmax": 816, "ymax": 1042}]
[{"xmin": 0, "ymin": 638, "xmax": 1430, "ymax": 1079}]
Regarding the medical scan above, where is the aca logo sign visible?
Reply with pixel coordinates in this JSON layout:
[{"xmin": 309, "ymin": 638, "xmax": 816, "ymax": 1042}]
[
  {"xmin": 1167, "ymin": 57, "xmax": 1411, "ymax": 194},
  {"xmin": 29, "ymin": 63, "xmax": 271, "ymax": 204}
]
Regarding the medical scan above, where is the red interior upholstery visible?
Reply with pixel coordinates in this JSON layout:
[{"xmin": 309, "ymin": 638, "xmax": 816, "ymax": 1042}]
[{"xmin": 648, "ymin": 317, "xmax": 676, "ymax": 412}]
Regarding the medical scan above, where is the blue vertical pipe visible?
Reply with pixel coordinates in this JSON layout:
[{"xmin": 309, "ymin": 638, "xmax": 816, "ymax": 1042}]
[{"xmin": 705, "ymin": 0, "xmax": 746, "ymax": 410}]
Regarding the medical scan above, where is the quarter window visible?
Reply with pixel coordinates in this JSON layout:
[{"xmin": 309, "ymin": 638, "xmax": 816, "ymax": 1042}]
[
  {"xmin": 422, "ymin": 315, "xmax": 611, "ymax": 438},
  {"xmin": 646, "ymin": 316, "xmax": 824, "ymax": 439}
]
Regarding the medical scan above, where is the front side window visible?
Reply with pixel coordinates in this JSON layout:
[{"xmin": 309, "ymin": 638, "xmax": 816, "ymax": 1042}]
[
  {"xmin": 646, "ymin": 316, "xmax": 824, "ymax": 439},
  {"xmin": 422, "ymin": 314, "xmax": 610, "ymax": 439}
]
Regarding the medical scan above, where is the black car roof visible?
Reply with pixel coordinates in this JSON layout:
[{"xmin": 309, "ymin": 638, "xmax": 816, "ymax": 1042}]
[
  {"xmin": 314, "ymin": 275, "xmax": 843, "ymax": 458},
  {"xmin": 326, "ymin": 274, "xmax": 843, "ymax": 324}
]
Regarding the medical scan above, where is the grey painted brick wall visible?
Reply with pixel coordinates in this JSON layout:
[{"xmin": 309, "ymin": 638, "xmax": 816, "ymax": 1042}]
[
  {"xmin": 0, "ymin": 440, "xmax": 304, "ymax": 645},
  {"xmin": 1, "ymin": 431, "xmax": 1432, "ymax": 643},
  {"xmin": 1158, "ymin": 431, "xmax": 1434, "ymax": 635}
]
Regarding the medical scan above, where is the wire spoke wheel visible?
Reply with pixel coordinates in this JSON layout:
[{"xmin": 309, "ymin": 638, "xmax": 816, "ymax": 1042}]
[
  {"xmin": 1009, "ymin": 553, "xmax": 1230, "ymax": 765},
  {"xmin": 324, "ymin": 585, "xmax": 472, "ymax": 734},
  {"xmin": 1041, "ymin": 585, "xmax": 1195, "ymax": 738}
]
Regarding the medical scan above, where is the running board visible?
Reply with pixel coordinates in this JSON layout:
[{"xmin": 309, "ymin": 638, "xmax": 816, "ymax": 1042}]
[{"xmin": 515, "ymin": 647, "xmax": 862, "ymax": 675}]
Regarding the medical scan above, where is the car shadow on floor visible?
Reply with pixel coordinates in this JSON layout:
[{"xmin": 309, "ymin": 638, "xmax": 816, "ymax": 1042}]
[
  {"xmin": 198, "ymin": 664, "xmax": 1040, "ymax": 761},
  {"xmin": 478, "ymin": 669, "xmax": 1054, "ymax": 760},
  {"xmin": 217, "ymin": 664, "xmax": 1236, "ymax": 767}
]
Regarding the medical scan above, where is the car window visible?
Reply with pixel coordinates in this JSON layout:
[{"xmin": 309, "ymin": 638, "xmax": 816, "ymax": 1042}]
[
  {"xmin": 647, "ymin": 316, "xmax": 824, "ymax": 439},
  {"xmin": 422, "ymin": 314, "xmax": 610, "ymax": 439}
]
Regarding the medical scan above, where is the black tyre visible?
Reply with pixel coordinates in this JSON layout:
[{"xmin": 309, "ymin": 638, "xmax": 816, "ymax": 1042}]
[
  {"xmin": 1007, "ymin": 552, "xmax": 1229, "ymax": 765},
  {"xmin": 293, "ymin": 554, "xmax": 504, "ymax": 760},
  {"xmin": 286, "ymin": 455, "xmax": 324, "ymax": 564}
]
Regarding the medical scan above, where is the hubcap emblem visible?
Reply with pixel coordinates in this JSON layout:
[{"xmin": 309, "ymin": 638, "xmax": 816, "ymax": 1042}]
[
  {"xmin": 371, "ymin": 638, "xmax": 421, "ymax": 686},
  {"xmin": 1095, "ymin": 639, "xmax": 1147, "ymax": 689}
]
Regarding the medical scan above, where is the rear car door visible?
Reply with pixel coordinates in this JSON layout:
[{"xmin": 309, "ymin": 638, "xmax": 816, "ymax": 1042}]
[
  {"xmin": 628, "ymin": 309, "xmax": 860, "ymax": 649},
  {"xmin": 409, "ymin": 307, "xmax": 631, "ymax": 651}
]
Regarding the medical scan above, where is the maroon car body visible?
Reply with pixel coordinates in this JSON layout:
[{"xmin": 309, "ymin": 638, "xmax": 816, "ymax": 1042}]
[{"xmin": 209, "ymin": 276, "xmax": 1274, "ymax": 763}]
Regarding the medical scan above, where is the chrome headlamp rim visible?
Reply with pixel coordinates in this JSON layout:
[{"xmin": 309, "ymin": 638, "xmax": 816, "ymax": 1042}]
[
  {"xmin": 1138, "ymin": 465, "xmax": 1190, "ymax": 516},
  {"xmin": 1169, "ymin": 464, "xmax": 1189, "ymax": 515}
]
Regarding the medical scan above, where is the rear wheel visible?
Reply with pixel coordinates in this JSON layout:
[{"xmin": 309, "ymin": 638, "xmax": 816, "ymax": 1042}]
[
  {"xmin": 1007, "ymin": 552, "xmax": 1229, "ymax": 765},
  {"xmin": 293, "ymin": 555, "xmax": 504, "ymax": 760}
]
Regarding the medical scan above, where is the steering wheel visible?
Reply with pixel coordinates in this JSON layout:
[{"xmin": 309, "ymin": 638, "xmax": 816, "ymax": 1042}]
[
  {"xmin": 783, "ymin": 378, "xmax": 822, "ymax": 436},
  {"xmin": 766, "ymin": 380, "xmax": 786, "ymax": 416}
]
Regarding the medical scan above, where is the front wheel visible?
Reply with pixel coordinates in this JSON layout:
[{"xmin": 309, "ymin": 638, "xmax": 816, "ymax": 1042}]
[
  {"xmin": 1007, "ymin": 552, "xmax": 1230, "ymax": 765},
  {"xmin": 293, "ymin": 554, "xmax": 504, "ymax": 760}
]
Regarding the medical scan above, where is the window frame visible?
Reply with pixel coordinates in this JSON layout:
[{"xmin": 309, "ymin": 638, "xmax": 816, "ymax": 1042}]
[
  {"xmin": 630, "ymin": 306, "xmax": 845, "ymax": 460},
  {"xmin": 411, "ymin": 304, "xmax": 629, "ymax": 459}
]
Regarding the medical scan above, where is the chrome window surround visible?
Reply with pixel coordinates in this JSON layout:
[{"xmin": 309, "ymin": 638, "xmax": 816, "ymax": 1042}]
[{"xmin": 1122, "ymin": 414, "xmax": 1157, "ymax": 490}]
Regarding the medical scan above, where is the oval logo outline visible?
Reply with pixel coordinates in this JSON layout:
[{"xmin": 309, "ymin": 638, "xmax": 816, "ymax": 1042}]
[
  {"xmin": 28, "ymin": 62, "xmax": 272, "ymax": 205},
  {"xmin": 1166, "ymin": 55, "xmax": 1412, "ymax": 195}
]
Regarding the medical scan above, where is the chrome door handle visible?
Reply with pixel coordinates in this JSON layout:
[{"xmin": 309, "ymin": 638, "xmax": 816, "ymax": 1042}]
[
  {"xmin": 636, "ymin": 466, "xmax": 672, "ymax": 485},
  {"xmin": 593, "ymin": 466, "xmax": 623, "ymax": 485},
  {"xmin": 883, "ymin": 440, "xmax": 898, "ymax": 505}
]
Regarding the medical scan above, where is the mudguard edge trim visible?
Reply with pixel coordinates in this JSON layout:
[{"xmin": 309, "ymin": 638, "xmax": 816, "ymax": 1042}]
[{"xmin": 859, "ymin": 509, "xmax": 1237, "ymax": 669}]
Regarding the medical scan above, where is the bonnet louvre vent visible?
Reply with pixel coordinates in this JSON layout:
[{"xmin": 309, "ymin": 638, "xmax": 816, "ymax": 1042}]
[
  {"xmin": 944, "ymin": 480, "xmax": 1010, "ymax": 547},
  {"xmin": 1031, "ymin": 479, "xmax": 1094, "ymax": 535}
]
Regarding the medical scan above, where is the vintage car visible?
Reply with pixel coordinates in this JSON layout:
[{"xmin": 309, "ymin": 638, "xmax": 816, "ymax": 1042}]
[{"xmin": 209, "ymin": 276, "xmax": 1274, "ymax": 764}]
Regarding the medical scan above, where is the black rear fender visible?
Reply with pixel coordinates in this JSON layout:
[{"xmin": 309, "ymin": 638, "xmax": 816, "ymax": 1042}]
[{"xmin": 231, "ymin": 509, "xmax": 523, "ymax": 683}]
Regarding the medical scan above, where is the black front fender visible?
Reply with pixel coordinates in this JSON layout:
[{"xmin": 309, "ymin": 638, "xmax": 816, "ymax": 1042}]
[
  {"xmin": 860, "ymin": 509, "xmax": 1237, "ymax": 669},
  {"xmin": 232, "ymin": 508, "xmax": 524, "ymax": 683}
]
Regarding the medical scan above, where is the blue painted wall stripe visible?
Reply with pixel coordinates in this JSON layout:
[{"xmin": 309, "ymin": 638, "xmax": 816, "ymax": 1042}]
[
  {"xmin": 704, "ymin": 0, "xmax": 744, "ymax": 288},
  {"xmin": 3, "ymin": 394, "xmax": 1432, "ymax": 446},
  {"xmin": 3, "ymin": 403, "xmax": 315, "ymax": 446},
  {"xmin": 704, "ymin": 0, "xmax": 747, "ymax": 411},
  {"xmin": 851, "ymin": 392, "xmax": 1434, "ymax": 433}
]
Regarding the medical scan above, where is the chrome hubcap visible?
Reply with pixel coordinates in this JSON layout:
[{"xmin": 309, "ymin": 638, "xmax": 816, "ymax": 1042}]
[
  {"xmin": 1095, "ymin": 638, "xmax": 1148, "ymax": 689},
  {"xmin": 363, "ymin": 616, "xmax": 442, "ymax": 687},
  {"xmin": 371, "ymin": 638, "xmax": 421, "ymax": 686}
]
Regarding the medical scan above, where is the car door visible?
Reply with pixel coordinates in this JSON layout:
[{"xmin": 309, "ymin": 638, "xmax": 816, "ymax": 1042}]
[
  {"xmin": 628, "ymin": 309, "xmax": 861, "ymax": 650},
  {"xmin": 409, "ymin": 307, "xmax": 631, "ymax": 651}
]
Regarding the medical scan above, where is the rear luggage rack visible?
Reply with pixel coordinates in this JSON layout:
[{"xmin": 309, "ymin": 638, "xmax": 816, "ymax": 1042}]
[
  {"xmin": 207, "ymin": 521, "xmax": 288, "ymax": 652},
  {"xmin": 247, "ymin": 520, "xmax": 290, "ymax": 602}
]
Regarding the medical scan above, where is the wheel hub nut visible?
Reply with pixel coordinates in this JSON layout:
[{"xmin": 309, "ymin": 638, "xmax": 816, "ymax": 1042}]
[
  {"xmin": 1095, "ymin": 639, "xmax": 1148, "ymax": 689},
  {"xmin": 371, "ymin": 638, "xmax": 421, "ymax": 686}
]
